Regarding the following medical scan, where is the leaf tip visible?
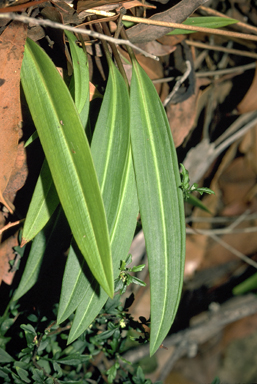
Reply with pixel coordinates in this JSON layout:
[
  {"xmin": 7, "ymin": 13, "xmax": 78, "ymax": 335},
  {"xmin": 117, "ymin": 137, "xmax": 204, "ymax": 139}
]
[{"xmin": 20, "ymin": 238, "xmax": 28, "ymax": 247}]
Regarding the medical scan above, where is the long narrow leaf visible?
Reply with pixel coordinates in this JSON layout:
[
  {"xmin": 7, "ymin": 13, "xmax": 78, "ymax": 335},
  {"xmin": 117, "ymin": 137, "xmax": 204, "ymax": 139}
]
[
  {"xmin": 167, "ymin": 16, "xmax": 238, "ymax": 35},
  {"xmin": 58, "ymin": 57, "xmax": 131, "ymax": 323},
  {"xmin": 130, "ymin": 59, "xmax": 186, "ymax": 355},
  {"xmin": 13, "ymin": 207, "xmax": 69, "ymax": 301},
  {"xmin": 57, "ymin": 239, "xmax": 92, "ymax": 323},
  {"xmin": 67, "ymin": 149, "xmax": 138, "ymax": 343},
  {"xmin": 21, "ymin": 38, "xmax": 113, "ymax": 297},
  {"xmin": 22, "ymin": 31, "xmax": 90, "ymax": 244},
  {"xmin": 65, "ymin": 31, "xmax": 89, "ymax": 128},
  {"xmin": 57, "ymin": 60, "xmax": 138, "ymax": 340},
  {"xmin": 22, "ymin": 159, "xmax": 59, "ymax": 243}
]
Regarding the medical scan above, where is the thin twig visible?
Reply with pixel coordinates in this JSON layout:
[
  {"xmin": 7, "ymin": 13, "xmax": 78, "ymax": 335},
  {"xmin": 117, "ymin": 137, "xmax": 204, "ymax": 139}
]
[
  {"xmin": 0, "ymin": 13, "xmax": 158, "ymax": 60},
  {"xmin": 213, "ymin": 116, "xmax": 257, "ymax": 158},
  {"xmin": 183, "ymin": 113, "xmax": 257, "ymax": 184},
  {"xmin": 114, "ymin": 7, "xmax": 126, "ymax": 39},
  {"xmin": 186, "ymin": 39, "xmax": 257, "ymax": 59},
  {"xmin": 195, "ymin": 62, "xmax": 256, "ymax": 77},
  {"xmin": 100, "ymin": 20, "xmax": 129, "ymax": 89},
  {"xmin": 152, "ymin": 75, "xmax": 177, "ymax": 84},
  {"xmin": 186, "ymin": 212, "xmax": 257, "ymax": 223},
  {"xmin": 227, "ymin": 209, "xmax": 251, "ymax": 231},
  {"xmin": 152, "ymin": 62, "xmax": 256, "ymax": 84},
  {"xmin": 0, "ymin": 219, "xmax": 25, "ymax": 235},
  {"xmin": 209, "ymin": 233, "xmax": 257, "ymax": 269},
  {"xmin": 186, "ymin": 226, "xmax": 257, "ymax": 235},
  {"xmin": 84, "ymin": 9, "xmax": 257, "ymax": 42},
  {"xmin": 162, "ymin": 60, "xmax": 191, "ymax": 107},
  {"xmin": 32, "ymin": 358, "xmax": 61, "ymax": 384},
  {"xmin": 122, "ymin": 294, "xmax": 257, "ymax": 374},
  {"xmin": 187, "ymin": 224, "xmax": 257, "ymax": 269},
  {"xmin": 187, "ymin": 211, "xmax": 257, "ymax": 269},
  {"xmin": 0, "ymin": 0, "xmax": 48, "ymax": 13},
  {"xmin": 199, "ymin": 5, "xmax": 257, "ymax": 35},
  {"xmin": 214, "ymin": 111, "xmax": 257, "ymax": 147}
]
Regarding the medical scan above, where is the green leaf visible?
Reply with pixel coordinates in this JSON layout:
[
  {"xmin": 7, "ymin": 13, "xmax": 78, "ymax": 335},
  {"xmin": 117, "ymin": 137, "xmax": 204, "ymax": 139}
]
[
  {"xmin": 167, "ymin": 16, "xmax": 238, "ymax": 35},
  {"xmin": 233, "ymin": 272, "xmax": 257, "ymax": 295},
  {"xmin": 130, "ymin": 276, "xmax": 146, "ymax": 287},
  {"xmin": 56, "ymin": 354, "xmax": 90, "ymax": 365},
  {"xmin": 194, "ymin": 187, "xmax": 215, "ymax": 196},
  {"xmin": 0, "ymin": 368, "xmax": 10, "ymax": 380},
  {"xmin": 107, "ymin": 363, "xmax": 119, "ymax": 384},
  {"xmin": 20, "ymin": 38, "xmax": 113, "ymax": 297},
  {"xmin": 22, "ymin": 159, "xmax": 59, "ymax": 243},
  {"xmin": 57, "ymin": 59, "xmax": 137, "ymax": 329},
  {"xmin": 0, "ymin": 347, "xmax": 14, "ymax": 363},
  {"xmin": 186, "ymin": 194, "xmax": 212, "ymax": 214},
  {"xmin": 32, "ymin": 369, "xmax": 45, "ymax": 383},
  {"xmin": 24, "ymin": 130, "xmax": 38, "ymax": 147},
  {"xmin": 13, "ymin": 206, "xmax": 69, "ymax": 301},
  {"xmin": 211, "ymin": 377, "xmax": 220, "ymax": 384},
  {"xmin": 52, "ymin": 361, "xmax": 62, "ymax": 377},
  {"xmin": 91, "ymin": 59, "xmax": 131, "ymax": 232},
  {"xmin": 67, "ymin": 150, "xmax": 138, "ymax": 343},
  {"xmin": 131, "ymin": 264, "xmax": 145, "ymax": 272},
  {"xmin": 65, "ymin": 31, "xmax": 89, "ymax": 128},
  {"xmin": 20, "ymin": 324, "xmax": 36, "ymax": 335},
  {"xmin": 129, "ymin": 59, "xmax": 185, "ymax": 355},
  {"xmin": 22, "ymin": 32, "xmax": 90, "ymax": 245},
  {"xmin": 15, "ymin": 367, "xmax": 30, "ymax": 383},
  {"xmin": 96, "ymin": 328, "xmax": 116, "ymax": 340},
  {"xmin": 57, "ymin": 239, "xmax": 95, "ymax": 324}
]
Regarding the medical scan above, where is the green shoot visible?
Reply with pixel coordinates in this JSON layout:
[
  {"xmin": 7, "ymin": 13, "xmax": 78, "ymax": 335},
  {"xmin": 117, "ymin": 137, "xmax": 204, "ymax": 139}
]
[
  {"xmin": 114, "ymin": 254, "xmax": 146, "ymax": 294},
  {"xmin": 180, "ymin": 163, "xmax": 215, "ymax": 201}
]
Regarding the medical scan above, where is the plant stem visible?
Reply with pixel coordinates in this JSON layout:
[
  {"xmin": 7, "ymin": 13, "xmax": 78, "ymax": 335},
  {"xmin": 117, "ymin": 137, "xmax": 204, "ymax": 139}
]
[{"xmin": 101, "ymin": 22, "xmax": 129, "ymax": 90}]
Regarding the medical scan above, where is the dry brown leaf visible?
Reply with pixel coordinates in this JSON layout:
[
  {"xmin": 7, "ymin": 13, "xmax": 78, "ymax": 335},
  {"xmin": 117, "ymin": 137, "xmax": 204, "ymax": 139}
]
[
  {"xmin": 127, "ymin": 0, "xmax": 207, "ymax": 44},
  {"xmin": 0, "ymin": 230, "xmax": 19, "ymax": 285},
  {"xmin": 167, "ymin": 78, "xmax": 206, "ymax": 148},
  {"xmin": 237, "ymin": 63, "xmax": 257, "ymax": 113},
  {"xmin": 202, "ymin": 222, "xmax": 257, "ymax": 269},
  {"xmin": 122, "ymin": 0, "xmax": 156, "ymax": 10},
  {"xmin": 135, "ymin": 40, "xmax": 176, "ymax": 57},
  {"xmin": 222, "ymin": 313, "xmax": 257, "ymax": 349},
  {"xmin": 77, "ymin": 0, "xmax": 131, "ymax": 12},
  {"xmin": 219, "ymin": 156, "xmax": 256, "ymax": 210},
  {"xmin": 27, "ymin": 26, "xmax": 45, "ymax": 42},
  {"xmin": 0, "ymin": 21, "xmax": 27, "ymax": 213},
  {"xmin": 164, "ymin": 371, "xmax": 196, "ymax": 384},
  {"xmin": 157, "ymin": 34, "xmax": 185, "ymax": 47},
  {"xmin": 191, "ymin": 149, "xmax": 257, "ymax": 271},
  {"xmin": 3, "ymin": 142, "xmax": 28, "ymax": 206},
  {"xmin": 195, "ymin": 141, "xmax": 257, "ymax": 270},
  {"xmin": 89, "ymin": 81, "xmax": 103, "ymax": 100},
  {"xmin": 185, "ymin": 143, "xmax": 238, "ymax": 274},
  {"xmin": 185, "ymin": 234, "xmax": 208, "ymax": 277},
  {"xmin": 239, "ymin": 124, "xmax": 257, "ymax": 175},
  {"xmin": 184, "ymin": 179, "xmax": 221, "ymax": 276},
  {"xmin": 0, "ymin": 143, "xmax": 27, "ymax": 286},
  {"xmin": 0, "ymin": 0, "xmax": 48, "ymax": 14}
]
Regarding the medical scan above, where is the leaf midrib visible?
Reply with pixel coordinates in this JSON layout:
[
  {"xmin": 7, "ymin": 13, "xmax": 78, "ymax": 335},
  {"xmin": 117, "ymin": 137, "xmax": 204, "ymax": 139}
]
[
  {"xmin": 134, "ymin": 63, "xmax": 168, "ymax": 342},
  {"xmin": 28, "ymin": 43, "xmax": 109, "ymax": 285}
]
